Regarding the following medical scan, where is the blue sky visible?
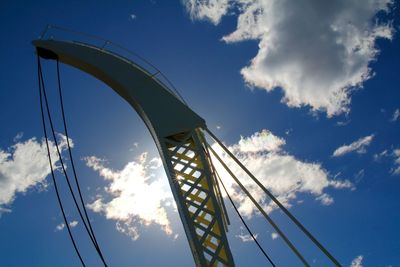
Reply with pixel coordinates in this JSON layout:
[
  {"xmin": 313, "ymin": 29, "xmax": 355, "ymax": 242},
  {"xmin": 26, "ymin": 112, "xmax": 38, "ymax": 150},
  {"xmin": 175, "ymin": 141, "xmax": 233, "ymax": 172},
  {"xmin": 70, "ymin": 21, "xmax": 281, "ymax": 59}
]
[{"xmin": 0, "ymin": 1, "xmax": 399, "ymax": 266}]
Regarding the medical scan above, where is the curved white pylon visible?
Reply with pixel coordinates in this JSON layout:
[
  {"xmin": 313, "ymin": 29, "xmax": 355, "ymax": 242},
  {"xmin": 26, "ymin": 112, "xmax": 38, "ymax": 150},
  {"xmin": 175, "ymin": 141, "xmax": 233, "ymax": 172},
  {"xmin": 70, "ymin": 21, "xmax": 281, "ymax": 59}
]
[{"xmin": 33, "ymin": 39, "xmax": 235, "ymax": 267}]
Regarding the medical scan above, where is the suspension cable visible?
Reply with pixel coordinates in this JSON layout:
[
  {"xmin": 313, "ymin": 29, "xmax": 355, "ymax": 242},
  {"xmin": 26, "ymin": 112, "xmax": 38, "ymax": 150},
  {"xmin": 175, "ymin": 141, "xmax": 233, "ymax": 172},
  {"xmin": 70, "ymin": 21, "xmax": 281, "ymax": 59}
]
[
  {"xmin": 201, "ymin": 134, "xmax": 275, "ymax": 265},
  {"xmin": 206, "ymin": 128, "xmax": 341, "ymax": 267},
  {"xmin": 211, "ymin": 160, "xmax": 276, "ymax": 266},
  {"xmin": 206, "ymin": 143, "xmax": 310, "ymax": 266},
  {"xmin": 38, "ymin": 55, "xmax": 86, "ymax": 266},
  {"xmin": 199, "ymin": 132, "xmax": 231, "ymax": 228},
  {"xmin": 55, "ymin": 60, "xmax": 108, "ymax": 265},
  {"xmin": 38, "ymin": 57, "xmax": 107, "ymax": 266}
]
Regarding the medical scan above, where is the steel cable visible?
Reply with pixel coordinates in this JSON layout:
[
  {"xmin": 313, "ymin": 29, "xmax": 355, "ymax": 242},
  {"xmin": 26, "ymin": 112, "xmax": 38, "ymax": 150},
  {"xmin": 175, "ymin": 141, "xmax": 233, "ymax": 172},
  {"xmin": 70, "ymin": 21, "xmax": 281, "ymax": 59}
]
[{"xmin": 38, "ymin": 55, "xmax": 86, "ymax": 266}]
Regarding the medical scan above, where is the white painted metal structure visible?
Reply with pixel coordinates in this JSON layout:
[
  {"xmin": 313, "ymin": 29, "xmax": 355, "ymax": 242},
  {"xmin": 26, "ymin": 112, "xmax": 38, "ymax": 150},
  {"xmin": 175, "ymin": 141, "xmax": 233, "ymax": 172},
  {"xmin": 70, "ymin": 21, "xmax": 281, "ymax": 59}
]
[{"xmin": 33, "ymin": 39, "xmax": 235, "ymax": 267}]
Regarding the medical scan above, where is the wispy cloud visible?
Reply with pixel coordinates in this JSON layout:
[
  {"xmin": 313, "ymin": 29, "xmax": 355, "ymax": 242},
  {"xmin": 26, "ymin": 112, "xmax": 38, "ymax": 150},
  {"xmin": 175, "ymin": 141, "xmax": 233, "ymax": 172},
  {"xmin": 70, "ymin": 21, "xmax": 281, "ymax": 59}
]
[
  {"xmin": 372, "ymin": 148, "xmax": 400, "ymax": 175},
  {"xmin": 183, "ymin": 0, "xmax": 230, "ymax": 25},
  {"xmin": 0, "ymin": 134, "xmax": 70, "ymax": 214},
  {"xmin": 84, "ymin": 153, "xmax": 174, "ymax": 241},
  {"xmin": 316, "ymin": 193, "xmax": 334, "ymax": 206},
  {"xmin": 55, "ymin": 220, "xmax": 79, "ymax": 231},
  {"xmin": 236, "ymin": 232, "xmax": 257, "ymax": 242},
  {"xmin": 333, "ymin": 135, "xmax": 374, "ymax": 157},
  {"xmin": 373, "ymin": 149, "xmax": 388, "ymax": 161},
  {"xmin": 350, "ymin": 255, "xmax": 363, "ymax": 267},
  {"xmin": 13, "ymin": 132, "xmax": 24, "ymax": 142},
  {"xmin": 392, "ymin": 149, "xmax": 400, "ymax": 175},
  {"xmin": 391, "ymin": 109, "xmax": 400, "ymax": 122},
  {"xmin": 69, "ymin": 220, "xmax": 78, "ymax": 227},
  {"xmin": 354, "ymin": 169, "xmax": 365, "ymax": 183},
  {"xmin": 184, "ymin": 0, "xmax": 393, "ymax": 117},
  {"xmin": 337, "ymin": 120, "xmax": 351, "ymax": 127},
  {"xmin": 0, "ymin": 207, "xmax": 11, "ymax": 216}
]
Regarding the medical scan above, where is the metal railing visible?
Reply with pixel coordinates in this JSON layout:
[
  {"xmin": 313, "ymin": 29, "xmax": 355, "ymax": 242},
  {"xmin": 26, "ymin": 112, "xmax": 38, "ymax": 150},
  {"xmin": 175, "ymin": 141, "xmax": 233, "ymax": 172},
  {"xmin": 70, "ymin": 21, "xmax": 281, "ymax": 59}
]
[{"xmin": 39, "ymin": 24, "xmax": 188, "ymax": 105}]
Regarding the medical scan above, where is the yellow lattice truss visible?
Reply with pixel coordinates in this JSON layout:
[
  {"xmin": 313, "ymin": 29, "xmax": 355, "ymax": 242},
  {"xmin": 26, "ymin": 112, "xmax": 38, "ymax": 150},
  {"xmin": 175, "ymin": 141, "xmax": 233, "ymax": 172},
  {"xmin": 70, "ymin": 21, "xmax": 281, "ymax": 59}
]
[{"xmin": 164, "ymin": 129, "xmax": 234, "ymax": 267}]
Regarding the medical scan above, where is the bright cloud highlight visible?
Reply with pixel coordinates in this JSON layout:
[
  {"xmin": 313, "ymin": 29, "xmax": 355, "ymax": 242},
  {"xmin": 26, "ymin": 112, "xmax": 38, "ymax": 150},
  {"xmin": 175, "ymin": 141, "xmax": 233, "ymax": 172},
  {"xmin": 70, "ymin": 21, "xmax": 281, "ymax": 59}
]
[
  {"xmin": 271, "ymin": 232, "xmax": 278, "ymax": 240},
  {"xmin": 84, "ymin": 153, "xmax": 173, "ymax": 240},
  {"xmin": 211, "ymin": 129, "xmax": 353, "ymax": 217},
  {"xmin": 0, "ymin": 134, "xmax": 69, "ymax": 213},
  {"xmin": 183, "ymin": 0, "xmax": 230, "ymax": 25},
  {"xmin": 350, "ymin": 255, "xmax": 364, "ymax": 267},
  {"xmin": 184, "ymin": 0, "xmax": 394, "ymax": 117},
  {"xmin": 85, "ymin": 129, "xmax": 352, "ymax": 240}
]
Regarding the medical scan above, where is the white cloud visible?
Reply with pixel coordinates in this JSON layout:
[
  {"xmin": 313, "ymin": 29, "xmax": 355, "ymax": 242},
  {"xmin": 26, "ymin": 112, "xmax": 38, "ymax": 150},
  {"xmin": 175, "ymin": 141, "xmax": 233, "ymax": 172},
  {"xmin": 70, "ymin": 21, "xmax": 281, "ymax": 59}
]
[
  {"xmin": 129, "ymin": 142, "xmax": 140, "ymax": 152},
  {"xmin": 337, "ymin": 120, "xmax": 351, "ymax": 127},
  {"xmin": 84, "ymin": 153, "xmax": 174, "ymax": 240},
  {"xmin": 13, "ymin": 132, "xmax": 24, "ymax": 142},
  {"xmin": 316, "ymin": 193, "xmax": 334, "ymax": 206},
  {"xmin": 185, "ymin": 0, "xmax": 394, "ymax": 117},
  {"xmin": 0, "ymin": 134, "xmax": 70, "ymax": 213},
  {"xmin": 232, "ymin": 129, "xmax": 285, "ymax": 153},
  {"xmin": 211, "ymin": 129, "xmax": 353, "ymax": 217},
  {"xmin": 373, "ymin": 149, "xmax": 388, "ymax": 161},
  {"xmin": 350, "ymin": 255, "xmax": 363, "ymax": 267},
  {"xmin": 271, "ymin": 232, "xmax": 278, "ymax": 240},
  {"xmin": 354, "ymin": 169, "xmax": 365, "ymax": 183},
  {"xmin": 372, "ymin": 148, "xmax": 400, "ymax": 175},
  {"xmin": 392, "ymin": 149, "xmax": 400, "ymax": 175},
  {"xmin": 391, "ymin": 109, "xmax": 400, "ymax": 122},
  {"xmin": 183, "ymin": 0, "xmax": 230, "ymax": 25},
  {"xmin": 116, "ymin": 220, "xmax": 140, "ymax": 241},
  {"xmin": 236, "ymin": 232, "xmax": 257, "ymax": 242},
  {"xmin": 55, "ymin": 220, "xmax": 77, "ymax": 231},
  {"xmin": 333, "ymin": 135, "xmax": 374, "ymax": 157},
  {"xmin": 69, "ymin": 220, "xmax": 78, "ymax": 227},
  {"xmin": 0, "ymin": 207, "xmax": 11, "ymax": 216},
  {"xmin": 55, "ymin": 223, "xmax": 65, "ymax": 231}
]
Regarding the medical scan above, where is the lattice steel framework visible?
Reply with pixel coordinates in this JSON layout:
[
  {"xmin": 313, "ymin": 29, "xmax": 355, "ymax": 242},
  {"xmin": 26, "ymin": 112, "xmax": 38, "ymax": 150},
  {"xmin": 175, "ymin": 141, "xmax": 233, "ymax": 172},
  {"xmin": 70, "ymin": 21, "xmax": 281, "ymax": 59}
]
[{"xmin": 161, "ymin": 129, "xmax": 234, "ymax": 266}]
